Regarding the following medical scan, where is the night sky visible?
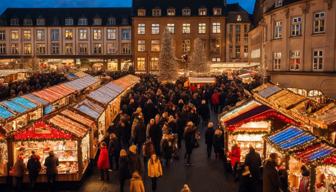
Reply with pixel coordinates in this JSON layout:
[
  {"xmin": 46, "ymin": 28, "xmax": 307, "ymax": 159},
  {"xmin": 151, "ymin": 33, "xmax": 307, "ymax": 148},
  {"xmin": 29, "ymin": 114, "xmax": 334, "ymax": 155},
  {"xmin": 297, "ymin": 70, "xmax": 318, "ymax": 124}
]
[{"xmin": 0, "ymin": 0, "xmax": 256, "ymax": 14}]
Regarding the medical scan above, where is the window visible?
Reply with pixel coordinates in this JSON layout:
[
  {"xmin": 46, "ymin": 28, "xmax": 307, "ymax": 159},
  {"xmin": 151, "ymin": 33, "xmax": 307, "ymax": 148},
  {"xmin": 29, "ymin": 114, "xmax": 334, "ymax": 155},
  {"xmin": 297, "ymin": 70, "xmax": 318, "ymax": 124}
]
[
  {"xmin": 36, "ymin": 18, "xmax": 45, "ymax": 26},
  {"xmin": 93, "ymin": 43, "xmax": 102, "ymax": 54},
  {"xmin": 237, "ymin": 15, "xmax": 242, "ymax": 22},
  {"xmin": 65, "ymin": 29, "xmax": 73, "ymax": 40},
  {"xmin": 107, "ymin": 29, "xmax": 117, "ymax": 40},
  {"xmin": 313, "ymin": 49, "xmax": 324, "ymax": 71},
  {"xmin": 182, "ymin": 8, "xmax": 191, "ymax": 16},
  {"xmin": 199, "ymin": 8, "xmax": 207, "ymax": 16},
  {"xmin": 36, "ymin": 30, "xmax": 45, "ymax": 41},
  {"xmin": 0, "ymin": 31, "xmax": 5, "ymax": 41},
  {"xmin": 212, "ymin": 58, "xmax": 221, "ymax": 62},
  {"xmin": 182, "ymin": 39, "xmax": 191, "ymax": 52},
  {"xmin": 121, "ymin": 43, "xmax": 131, "ymax": 54},
  {"xmin": 11, "ymin": 44, "xmax": 18, "ymax": 54},
  {"xmin": 65, "ymin": 18, "xmax": 74, "ymax": 26},
  {"xmin": 107, "ymin": 17, "xmax": 116, "ymax": 25},
  {"xmin": 244, "ymin": 46, "xmax": 248, "ymax": 58},
  {"xmin": 167, "ymin": 8, "xmax": 175, "ymax": 16},
  {"xmin": 93, "ymin": 29, "xmax": 102, "ymax": 40},
  {"xmin": 51, "ymin": 43, "xmax": 59, "ymax": 54},
  {"xmin": 136, "ymin": 57, "xmax": 146, "ymax": 71},
  {"xmin": 51, "ymin": 29, "xmax": 59, "ymax": 41},
  {"xmin": 137, "ymin": 40, "xmax": 145, "ymax": 52},
  {"xmin": 152, "ymin": 24, "xmax": 160, "ymax": 34},
  {"xmin": 182, "ymin": 23, "xmax": 191, "ymax": 34},
  {"xmin": 79, "ymin": 43, "xmax": 88, "ymax": 54},
  {"xmin": 235, "ymin": 46, "xmax": 241, "ymax": 57},
  {"xmin": 138, "ymin": 24, "xmax": 146, "ymax": 34},
  {"xmin": 313, "ymin": 12, "xmax": 325, "ymax": 33},
  {"xmin": 78, "ymin": 18, "xmax": 88, "ymax": 25},
  {"xmin": 0, "ymin": 44, "xmax": 6, "ymax": 54},
  {"xmin": 65, "ymin": 43, "xmax": 72, "ymax": 54},
  {"xmin": 23, "ymin": 30, "xmax": 31, "ymax": 41},
  {"xmin": 235, "ymin": 26, "xmax": 241, "ymax": 43},
  {"xmin": 23, "ymin": 18, "xmax": 32, "ymax": 26},
  {"xmin": 107, "ymin": 43, "xmax": 117, "ymax": 54},
  {"xmin": 167, "ymin": 24, "xmax": 175, "ymax": 34},
  {"xmin": 213, "ymin": 8, "xmax": 222, "ymax": 16},
  {"xmin": 275, "ymin": 0, "xmax": 283, "ymax": 8},
  {"xmin": 212, "ymin": 23, "xmax": 221, "ymax": 33},
  {"xmin": 138, "ymin": 9, "xmax": 146, "ymax": 16},
  {"xmin": 291, "ymin": 16, "xmax": 302, "ymax": 36},
  {"xmin": 121, "ymin": 29, "xmax": 131, "ymax": 40},
  {"xmin": 10, "ymin": 18, "xmax": 19, "ymax": 26},
  {"xmin": 289, "ymin": 50, "xmax": 301, "ymax": 71},
  {"xmin": 23, "ymin": 43, "xmax": 32, "ymax": 54},
  {"xmin": 151, "ymin": 40, "xmax": 160, "ymax": 52},
  {"xmin": 198, "ymin": 23, "xmax": 206, "ymax": 34},
  {"xmin": 36, "ymin": 44, "xmax": 46, "ymax": 55},
  {"xmin": 274, "ymin": 21, "xmax": 282, "ymax": 39},
  {"xmin": 52, "ymin": 18, "xmax": 59, "ymax": 26},
  {"xmin": 93, "ymin": 18, "xmax": 102, "ymax": 25},
  {"xmin": 273, "ymin": 52, "xmax": 281, "ymax": 70},
  {"xmin": 152, "ymin": 9, "xmax": 161, "ymax": 16},
  {"xmin": 11, "ymin": 30, "xmax": 19, "ymax": 41},
  {"xmin": 79, "ymin": 29, "xmax": 88, "ymax": 40},
  {"xmin": 150, "ymin": 57, "xmax": 159, "ymax": 71}
]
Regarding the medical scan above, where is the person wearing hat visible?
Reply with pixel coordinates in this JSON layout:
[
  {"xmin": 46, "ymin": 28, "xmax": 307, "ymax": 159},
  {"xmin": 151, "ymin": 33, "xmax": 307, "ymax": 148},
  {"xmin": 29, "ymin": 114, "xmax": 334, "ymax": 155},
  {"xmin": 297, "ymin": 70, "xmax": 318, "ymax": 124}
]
[
  {"xmin": 129, "ymin": 145, "xmax": 143, "ymax": 174},
  {"xmin": 130, "ymin": 171, "xmax": 145, "ymax": 192},
  {"xmin": 119, "ymin": 149, "xmax": 130, "ymax": 192},
  {"xmin": 263, "ymin": 153, "xmax": 281, "ymax": 192}
]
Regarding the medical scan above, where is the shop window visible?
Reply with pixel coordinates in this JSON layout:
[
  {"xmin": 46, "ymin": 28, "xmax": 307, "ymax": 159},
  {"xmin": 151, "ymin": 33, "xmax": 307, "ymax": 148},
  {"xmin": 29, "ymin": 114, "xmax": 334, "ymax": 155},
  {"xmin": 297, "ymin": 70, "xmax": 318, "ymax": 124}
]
[
  {"xmin": 107, "ymin": 60, "xmax": 118, "ymax": 71},
  {"xmin": 308, "ymin": 90, "xmax": 323, "ymax": 97}
]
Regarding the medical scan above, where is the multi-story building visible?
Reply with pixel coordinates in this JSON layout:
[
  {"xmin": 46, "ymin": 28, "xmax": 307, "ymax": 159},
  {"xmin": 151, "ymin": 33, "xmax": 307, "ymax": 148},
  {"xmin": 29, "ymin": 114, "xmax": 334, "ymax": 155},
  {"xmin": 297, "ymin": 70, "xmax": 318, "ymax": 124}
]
[
  {"xmin": 0, "ymin": 8, "xmax": 132, "ymax": 71},
  {"xmin": 249, "ymin": 0, "xmax": 336, "ymax": 98}
]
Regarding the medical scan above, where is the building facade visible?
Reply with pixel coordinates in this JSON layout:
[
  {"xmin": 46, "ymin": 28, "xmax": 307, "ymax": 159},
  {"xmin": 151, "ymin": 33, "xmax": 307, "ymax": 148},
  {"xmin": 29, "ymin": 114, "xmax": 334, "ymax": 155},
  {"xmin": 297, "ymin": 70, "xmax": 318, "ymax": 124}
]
[
  {"xmin": 250, "ymin": 0, "xmax": 336, "ymax": 98},
  {"xmin": 0, "ymin": 8, "xmax": 132, "ymax": 71}
]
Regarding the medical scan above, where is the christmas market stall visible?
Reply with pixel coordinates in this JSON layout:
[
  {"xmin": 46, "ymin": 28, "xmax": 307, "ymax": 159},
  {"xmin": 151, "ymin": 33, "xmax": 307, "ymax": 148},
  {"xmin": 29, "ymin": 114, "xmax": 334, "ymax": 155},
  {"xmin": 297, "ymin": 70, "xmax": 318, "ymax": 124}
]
[
  {"xmin": 111, "ymin": 74, "xmax": 140, "ymax": 95},
  {"xmin": 64, "ymin": 75, "xmax": 100, "ymax": 96},
  {"xmin": 0, "ymin": 133, "xmax": 8, "ymax": 183},
  {"xmin": 0, "ymin": 69, "xmax": 31, "ymax": 83},
  {"xmin": 11, "ymin": 120, "xmax": 89, "ymax": 182}
]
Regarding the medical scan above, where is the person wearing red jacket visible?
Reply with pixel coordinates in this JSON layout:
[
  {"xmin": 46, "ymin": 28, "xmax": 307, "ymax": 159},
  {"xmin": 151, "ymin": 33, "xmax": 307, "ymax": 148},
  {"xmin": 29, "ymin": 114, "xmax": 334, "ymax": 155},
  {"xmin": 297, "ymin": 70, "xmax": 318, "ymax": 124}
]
[
  {"xmin": 97, "ymin": 142, "xmax": 110, "ymax": 181},
  {"xmin": 229, "ymin": 144, "xmax": 241, "ymax": 179},
  {"xmin": 211, "ymin": 90, "xmax": 220, "ymax": 113}
]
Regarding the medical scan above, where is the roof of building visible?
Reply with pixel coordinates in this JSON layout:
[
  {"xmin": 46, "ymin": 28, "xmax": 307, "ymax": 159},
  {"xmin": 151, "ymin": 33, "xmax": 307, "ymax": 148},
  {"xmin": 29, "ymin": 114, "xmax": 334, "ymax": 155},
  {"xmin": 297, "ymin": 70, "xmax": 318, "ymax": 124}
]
[
  {"xmin": 265, "ymin": 0, "xmax": 301, "ymax": 14},
  {"xmin": 0, "ymin": 8, "xmax": 132, "ymax": 26},
  {"xmin": 224, "ymin": 3, "xmax": 251, "ymax": 23}
]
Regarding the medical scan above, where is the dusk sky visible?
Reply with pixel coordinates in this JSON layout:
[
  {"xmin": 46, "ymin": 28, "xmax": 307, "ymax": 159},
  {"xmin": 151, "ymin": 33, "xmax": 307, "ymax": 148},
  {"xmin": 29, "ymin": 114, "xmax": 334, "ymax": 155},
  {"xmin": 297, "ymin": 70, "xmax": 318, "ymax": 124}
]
[{"xmin": 0, "ymin": 0, "xmax": 256, "ymax": 14}]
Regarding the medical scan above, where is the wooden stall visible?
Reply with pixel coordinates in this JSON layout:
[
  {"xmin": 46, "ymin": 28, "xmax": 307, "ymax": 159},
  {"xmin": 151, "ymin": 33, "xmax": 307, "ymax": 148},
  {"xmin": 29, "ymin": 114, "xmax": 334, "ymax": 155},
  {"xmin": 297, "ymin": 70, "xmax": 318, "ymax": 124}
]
[
  {"xmin": 63, "ymin": 75, "xmax": 100, "ymax": 97},
  {"xmin": 0, "ymin": 132, "xmax": 8, "ymax": 184},
  {"xmin": 0, "ymin": 69, "xmax": 31, "ymax": 83}
]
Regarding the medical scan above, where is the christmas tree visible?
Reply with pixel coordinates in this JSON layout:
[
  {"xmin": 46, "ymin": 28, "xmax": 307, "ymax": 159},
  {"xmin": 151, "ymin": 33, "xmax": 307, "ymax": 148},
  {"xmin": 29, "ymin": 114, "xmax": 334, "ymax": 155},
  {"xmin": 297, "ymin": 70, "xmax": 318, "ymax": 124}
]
[
  {"xmin": 158, "ymin": 29, "xmax": 178, "ymax": 81},
  {"xmin": 190, "ymin": 38, "xmax": 209, "ymax": 73}
]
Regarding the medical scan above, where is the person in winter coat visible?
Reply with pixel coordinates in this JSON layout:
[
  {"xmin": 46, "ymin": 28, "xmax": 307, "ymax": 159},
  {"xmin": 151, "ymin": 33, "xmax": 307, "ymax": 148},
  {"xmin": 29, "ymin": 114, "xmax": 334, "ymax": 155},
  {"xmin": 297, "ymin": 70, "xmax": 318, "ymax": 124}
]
[
  {"xmin": 133, "ymin": 115, "xmax": 147, "ymax": 153},
  {"xmin": 211, "ymin": 90, "xmax": 220, "ymax": 113},
  {"xmin": 229, "ymin": 144, "xmax": 241, "ymax": 178},
  {"xmin": 263, "ymin": 153, "xmax": 281, "ymax": 192},
  {"xmin": 148, "ymin": 154, "xmax": 163, "ymax": 192},
  {"xmin": 213, "ymin": 129, "xmax": 224, "ymax": 160},
  {"xmin": 108, "ymin": 133, "xmax": 121, "ymax": 170},
  {"xmin": 142, "ymin": 139, "xmax": 155, "ymax": 167},
  {"xmin": 97, "ymin": 142, "xmax": 110, "ymax": 181},
  {"xmin": 299, "ymin": 165, "xmax": 310, "ymax": 192},
  {"xmin": 244, "ymin": 146, "xmax": 262, "ymax": 192},
  {"xmin": 128, "ymin": 145, "xmax": 143, "ymax": 174},
  {"xmin": 238, "ymin": 165, "xmax": 252, "ymax": 192},
  {"xmin": 27, "ymin": 151, "xmax": 41, "ymax": 189},
  {"xmin": 14, "ymin": 154, "xmax": 26, "ymax": 192},
  {"xmin": 205, "ymin": 122, "xmax": 215, "ymax": 159},
  {"xmin": 119, "ymin": 149, "xmax": 131, "ymax": 192},
  {"xmin": 130, "ymin": 171, "xmax": 145, "ymax": 192},
  {"xmin": 184, "ymin": 121, "xmax": 196, "ymax": 166},
  {"xmin": 198, "ymin": 100, "xmax": 210, "ymax": 126},
  {"xmin": 44, "ymin": 150, "xmax": 59, "ymax": 191},
  {"xmin": 278, "ymin": 163, "xmax": 289, "ymax": 192},
  {"xmin": 161, "ymin": 134, "xmax": 173, "ymax": 167}
]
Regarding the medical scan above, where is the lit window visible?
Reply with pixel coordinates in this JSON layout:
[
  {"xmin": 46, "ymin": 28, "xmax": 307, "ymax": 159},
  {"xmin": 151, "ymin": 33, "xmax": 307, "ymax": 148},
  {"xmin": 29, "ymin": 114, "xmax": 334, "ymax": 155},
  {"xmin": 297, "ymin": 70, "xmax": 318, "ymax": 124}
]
[
  {"xmin": 51, "ymin": 43, "xmax": 59, "ymax": 54},
  {"xmin": 121, "ymin": 43, "xmax": 131, "ymax": 54},
  {"xmin": 151, "ymin": 40, "xmax": 160, "ymax": 52},
  {"xmin": 150, "ymin": 57, "xmax": 159, "ymax": 71},
  {"xmin": 79, "ymin": 43, "xmax": 88, "ymax": 54},
  {"xmin": 107, "ymin": 43, "xmax": 117, "ymax": 54},
  {"xmin": 79, "ymin": 29, "xmax": 88, "ymax": 40},
  {"xmin": 182, "ymin": 23, "xmax": 191, "ymax": 34},
  {"xmin": 65, "ymin": 18, "xmax": 74, "ymax": 26},
  {"xmin": 51, "ymin": 29, "xmax": 59, "ymax": 41},
  {"xmin": 23, "ymin": 30, "xmax": 31, "ymax": 41},
  {"xmin": 0, "ymin": 31, "xmax": 5, "ymax": 41},
  {"xmin": 93, "ymin": 43, "xmax": 102, "ymax": 54},
  {"xmin": 65, "ymin": 43, "xmax": 73, "ymax": 54},
  {"xmin": 138, "ymin": 9, "xmax": 146, "ymax": 16},
  {"xmin": 93, "ymin": 29, "xmax": 102, "ymax": 40},
  {"xmin": 36, "ymin": 30, "xmax": 45, "ymax": 41},
  {"xmin": 107, "ymin": 29, "xmax": 117, "ymax": 40},
  {"xmin": 167, "ymin": 8, "xmax": 175, "ymax": 16},
  {"xmin": 78, "ymin": 18, "xmax": 88, "ymax": 25},
  {"xmin": 198, "ymin": 23, "xmax": 206, "ymax": 34},
  {"xmin": 36, "ymin": 44, "xmax": 46, "ymax": 55},
  {"xmin": 136, "ymin": 57, "xmax": 146, "ymax": 71},
  {"xmin": 152, "ymin": 9, "xmax": 161, "ymax": 16},
  {"xmin": 137, "ymin": 40, "xmax": 145, "ymax": 52},
  {"xmin": 213, "ymin": 8, "xmax": 222, "ymax": 16},
  {"xmin": 182, "ymin": 39, "xmax": 191, "ymax": 52},
  {"xmin": 212, "ymin": 58, "xmax": 221, "ymax": 62},
  {"xmin": 36, "ymin": 18, "xmax": 45, "ymax": 26},
  {"xmin": 11, "ymin": 30, "xmax": 19, "ymax": 40},
  {"xmin": 138, "ymin": 24, "xmax": 146, "ymax": 34},
  {"xmin": 312, "ymin": 49, "xmax": 324, "ymax": 71},
  {"xmin": 182, "ymin": 8, "xmax": 191, "ymax": 16},
  {"xmin": 121, "ymin": 29, "xmax": 131, "ymax": 40},
  {"xmin": 275, "ymin": 0, "xmax": 283, "ymax": 8},
  {"xmin": 23, "ymin": 43, "xmax": 32, "ymax": 54},
  {"xmin": 65, "ymin": 29, "xmax": 73, "ymax": 40},
  {"xmin": 313, "ymin": 12, "xmax": 325, "ymax": 33},
  {"xmin": 289, "ymin": 50, "xmax": 301, "ymax": 71},
  {"xmin": 199, "ymin": 8, "xmax": 207, "ymax": 16},
  {"xmin": 93, "ymin": 18, "xmax": 102, "ymax": 25},
  {"xmin": 0, "ymin": 44, "xmax": 6, "ymax": 54},
  {"xmin": 107, "ymin": 17, "xmax": 116, "ymax": 25},
  {"xmin": 212, "ymin": 23, "xmax": 221, "ymax": 33},
  {"xmin": 273, "ymin": 52, "xmax": 281, "ymax": 70},
  {"xmin": 152, "ymin": 24, "xmax": 160, "ymax": 34},
  {"xmin": 274, "ymin": 21, "xmax": 282, "ymax": 39},
  {"xmin": 23, "ymin": 18, "xmax": 32, "ymax": 26},
  {"xmin": 11, "ymin": 44, "xmax": 19, "ymax": 54},
  {"xmin": 167, "ymin": 23, "xmax": 175, "ymax": 34},
  {"xmin": 291, "ymin": 16, "xmax": 302, "ymax": 36}
]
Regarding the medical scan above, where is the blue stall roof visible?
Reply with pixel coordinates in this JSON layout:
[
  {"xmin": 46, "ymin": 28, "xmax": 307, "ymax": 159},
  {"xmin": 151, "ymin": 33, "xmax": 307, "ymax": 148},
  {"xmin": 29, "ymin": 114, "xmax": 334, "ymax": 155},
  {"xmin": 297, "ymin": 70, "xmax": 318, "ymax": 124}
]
[
  {"xmin": 0, "ymin": 105, "xmax": 14, "ymax": 120},
  {"xmin": 73, "ymin": 99, "xmax": 104, "ymax": 120},
  {"xmin": 11, "ymin": 97, "xmax": 37, "ymax": 109},
  {"xmin": 64, "ymin": 75, "xmax": 99, "ymax": 91},
  {"xmin": 88, "ymin": 84, "xmax": 120, "ymax": 105},
  {"xmin": 22, "ymin": 94, "xmax": 49, "ymax": 106},
  {"xmin": 106, "ymin": 82, "xmax": 124, "ymax": 93},
  {"xmin": 258, "ymin": 86, "xmax": 282, "ymax": 98},
  {"xmin": 1, "ymin": 101, "xmax": 27, "ymax": 113}
]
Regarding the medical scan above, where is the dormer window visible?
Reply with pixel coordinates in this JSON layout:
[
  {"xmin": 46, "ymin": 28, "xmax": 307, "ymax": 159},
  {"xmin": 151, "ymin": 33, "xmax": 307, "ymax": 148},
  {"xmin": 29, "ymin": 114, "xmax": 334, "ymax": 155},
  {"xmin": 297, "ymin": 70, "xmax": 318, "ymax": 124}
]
[
  {"xmin": 107, "ymin": 17, "xmax": 116, "ymax": 25},
  {"xmin": 52, "ymin": 18, "xmax": 59, "ymax": 26},
  {"xmin": 275, "ymin": 0, "xmax": 283, "ymax": 8},
  {"xmin": 23, "ymin": 18, "xmax": 33, "ymax": 26},
  {"xmin": 138, "ymin": 9, "xmax": 146, "ymax": 16},
  {"xmin": 167, "ymin": 8, "xmax": 175, "ymax": 16},
  {"xmin": 93, "ymin": 18, "xmax": 102, "ymax": 25},
  {"xmin": 237, "ymin": 15, "xmax": 242, "ymax": 22},
  {"xmin": 10, "ymin": 18, "xmax": 19, "ymax": 26},
  {"xmin": 36, "ymin": 18, "xmax": 45, "ymax": 26},
  {"xmin": 182, "ymin": 8, "xmax": 191, "ymax": 16},
  {"xmin": 213, "ymin": 8, "xmax": 222, "ymax": 16},
  {"xmin": 65, "ymin": 18, "xmax": 74, "ymax": 26},
  {"xmin": 152, "ymin": 9, "xmax": 161, "ymax": 16},
  {"xmin": 121, "ymin": 18, "xmax": 129, "ymax": 25},
  {"xmin": 198, "ymin": 8, "xmax": 207, "ymax": 16},
  {"xmin": 78, "ymin": 17, "xmax": 88, "ymax": 26}
]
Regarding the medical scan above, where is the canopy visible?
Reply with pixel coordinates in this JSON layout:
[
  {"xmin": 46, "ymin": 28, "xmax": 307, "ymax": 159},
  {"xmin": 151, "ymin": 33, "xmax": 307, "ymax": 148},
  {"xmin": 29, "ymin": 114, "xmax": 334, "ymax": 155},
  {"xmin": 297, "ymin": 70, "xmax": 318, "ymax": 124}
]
[
  {"xmin": 88, "ymin": 84, "xmax": 120, "ymax": 105},
  {"xmin": 33, "ymin": 84, "xmax": 75, "ymax": 103},
  {"xmin": 22, "ymin": 94, "xmax": 49, "ymax": 106},
  {"xmin": 11, "ymin": 97, "xmax": 37, "ymax": 109},
  {"xmin": 12, "ymin": 121, "xmax": 73, "ymax": 140},
  {"xmin": 0, "ymin": 101, "xmax": 28, "ymax": 113},
  {"xmin": 0, "ymin": 105, "xmax": 14, "ymax": 120},
  {"xmin": 112, "ymin": 74, "xmax": 140, "ymax": 89},
  {"xmin": 48, "ymin": 115, "xmax": 88, "ymax": 138},
  {"xmin": 257, "ymin": 85, "xmax": 282, "ymax": 98},
  {"xmin": 73, "ymin": 99, "xmax": 104, "ymax": 120},
  {"xmin": 188, "ymin": 77, "xmax": 216, "ymax": 84},
  {"xmin": 220, "ymin": 100, "xmax": 262, "ymax": 123},
  {"xmin": 64, "ymin": 75, "xmax": 99, "ymax": 92},
  {"xmin": 294, "ymin": 143, "xmax": 336, "ymax": 164},
  {"xmin": 60, "ymin": 109, "xmax": 96, "ymax": 128}
]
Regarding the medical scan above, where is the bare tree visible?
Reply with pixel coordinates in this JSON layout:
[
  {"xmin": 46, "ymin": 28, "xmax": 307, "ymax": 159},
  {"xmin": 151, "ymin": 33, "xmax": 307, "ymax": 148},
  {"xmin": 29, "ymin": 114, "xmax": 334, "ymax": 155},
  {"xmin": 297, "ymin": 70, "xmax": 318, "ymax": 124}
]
[{"xmin": 158, "ymin": 29, "xmax": 178, "ymax": 81}]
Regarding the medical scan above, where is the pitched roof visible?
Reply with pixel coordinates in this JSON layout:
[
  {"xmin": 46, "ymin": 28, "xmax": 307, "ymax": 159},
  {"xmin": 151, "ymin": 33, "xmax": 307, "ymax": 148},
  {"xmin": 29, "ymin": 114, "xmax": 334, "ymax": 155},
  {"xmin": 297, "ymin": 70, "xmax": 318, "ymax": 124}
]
[{"xmin": 225, "ymin": 3, "xmax": 251, "ymax": 23}]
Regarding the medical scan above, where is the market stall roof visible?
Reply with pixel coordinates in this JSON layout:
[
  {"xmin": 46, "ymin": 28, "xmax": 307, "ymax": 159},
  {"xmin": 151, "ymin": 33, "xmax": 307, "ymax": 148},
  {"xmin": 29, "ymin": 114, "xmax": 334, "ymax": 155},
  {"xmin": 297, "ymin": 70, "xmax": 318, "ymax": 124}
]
[
  {"xmin": 188, "ymin": 77, "xmax": 216, "ymax": 84},
  {"xmin": 60, "ymin": 109, "xmax": 96, "ymax": 128},
  {"xmin": 0, "ymin": 100, "xmax": 28, "ymax": 113},
  {"xmin": 22, "ymin": 94, "xmax": 49, "ymax": 106},
  {"xmin": 220, "ymin": 100, "xmax": 262, "ymax": 123},
  {"xmin": 33, "ymin": 84, "xmax": 75, "ymax": 103},
  {"xmin": 64, "ymin": 75, "xmax": 99, "ymax": 92},
  {"xmin": 87, "ymin": 82, "xmax": 120, "ymax": 105},
  {"xmin": 12, "ymin": 121, "xmax": 73, "ymax": 140},
  {"xmin": 112, "ymin": 74, "xmax": 140, "ymax": 89},
  {"xmin": 257, "ymin": 85, "xmax": 282, "ymax": 98},
  {"xmin": 105, "ymin": 82, "xmax": 124, "ymax": 93},
  {"xmin": 267, "ymin": 89, "xmax": 307, "ymax": 109},
  {"xmin": 0, "ymin": 105, "xmax": 14, "ymax": 120},
  {"xmin": 74, "ymin": 71, "xmax": 89, "ymax": 78},
  {"xmin": 11, "ymin": 97, "xmax": 38, "ymax": 109},
  {"xmin": 0, "ymin": 69, "xmax": 31, "ymax": 77},
  {"xmin": 73, "ymin": 99, "xmax": 104, "ymax": 120},
  {"xmin": 313, "ymin": 103, "xmax": 336, "ymax": 127},
  {"xmin": 48, "ymin": 114, "xmax": 88, "ymax": 138},
  {"xmin": 294, "ymin": 143, "xmax": 336, "ymax": 164},
  {"xmin": 267, "ymin": 126, "xmax": 317, "ymax": 151},
  {"xmin": 322, "ymin": 155, "xmax": 336, "ymax": 166}
]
